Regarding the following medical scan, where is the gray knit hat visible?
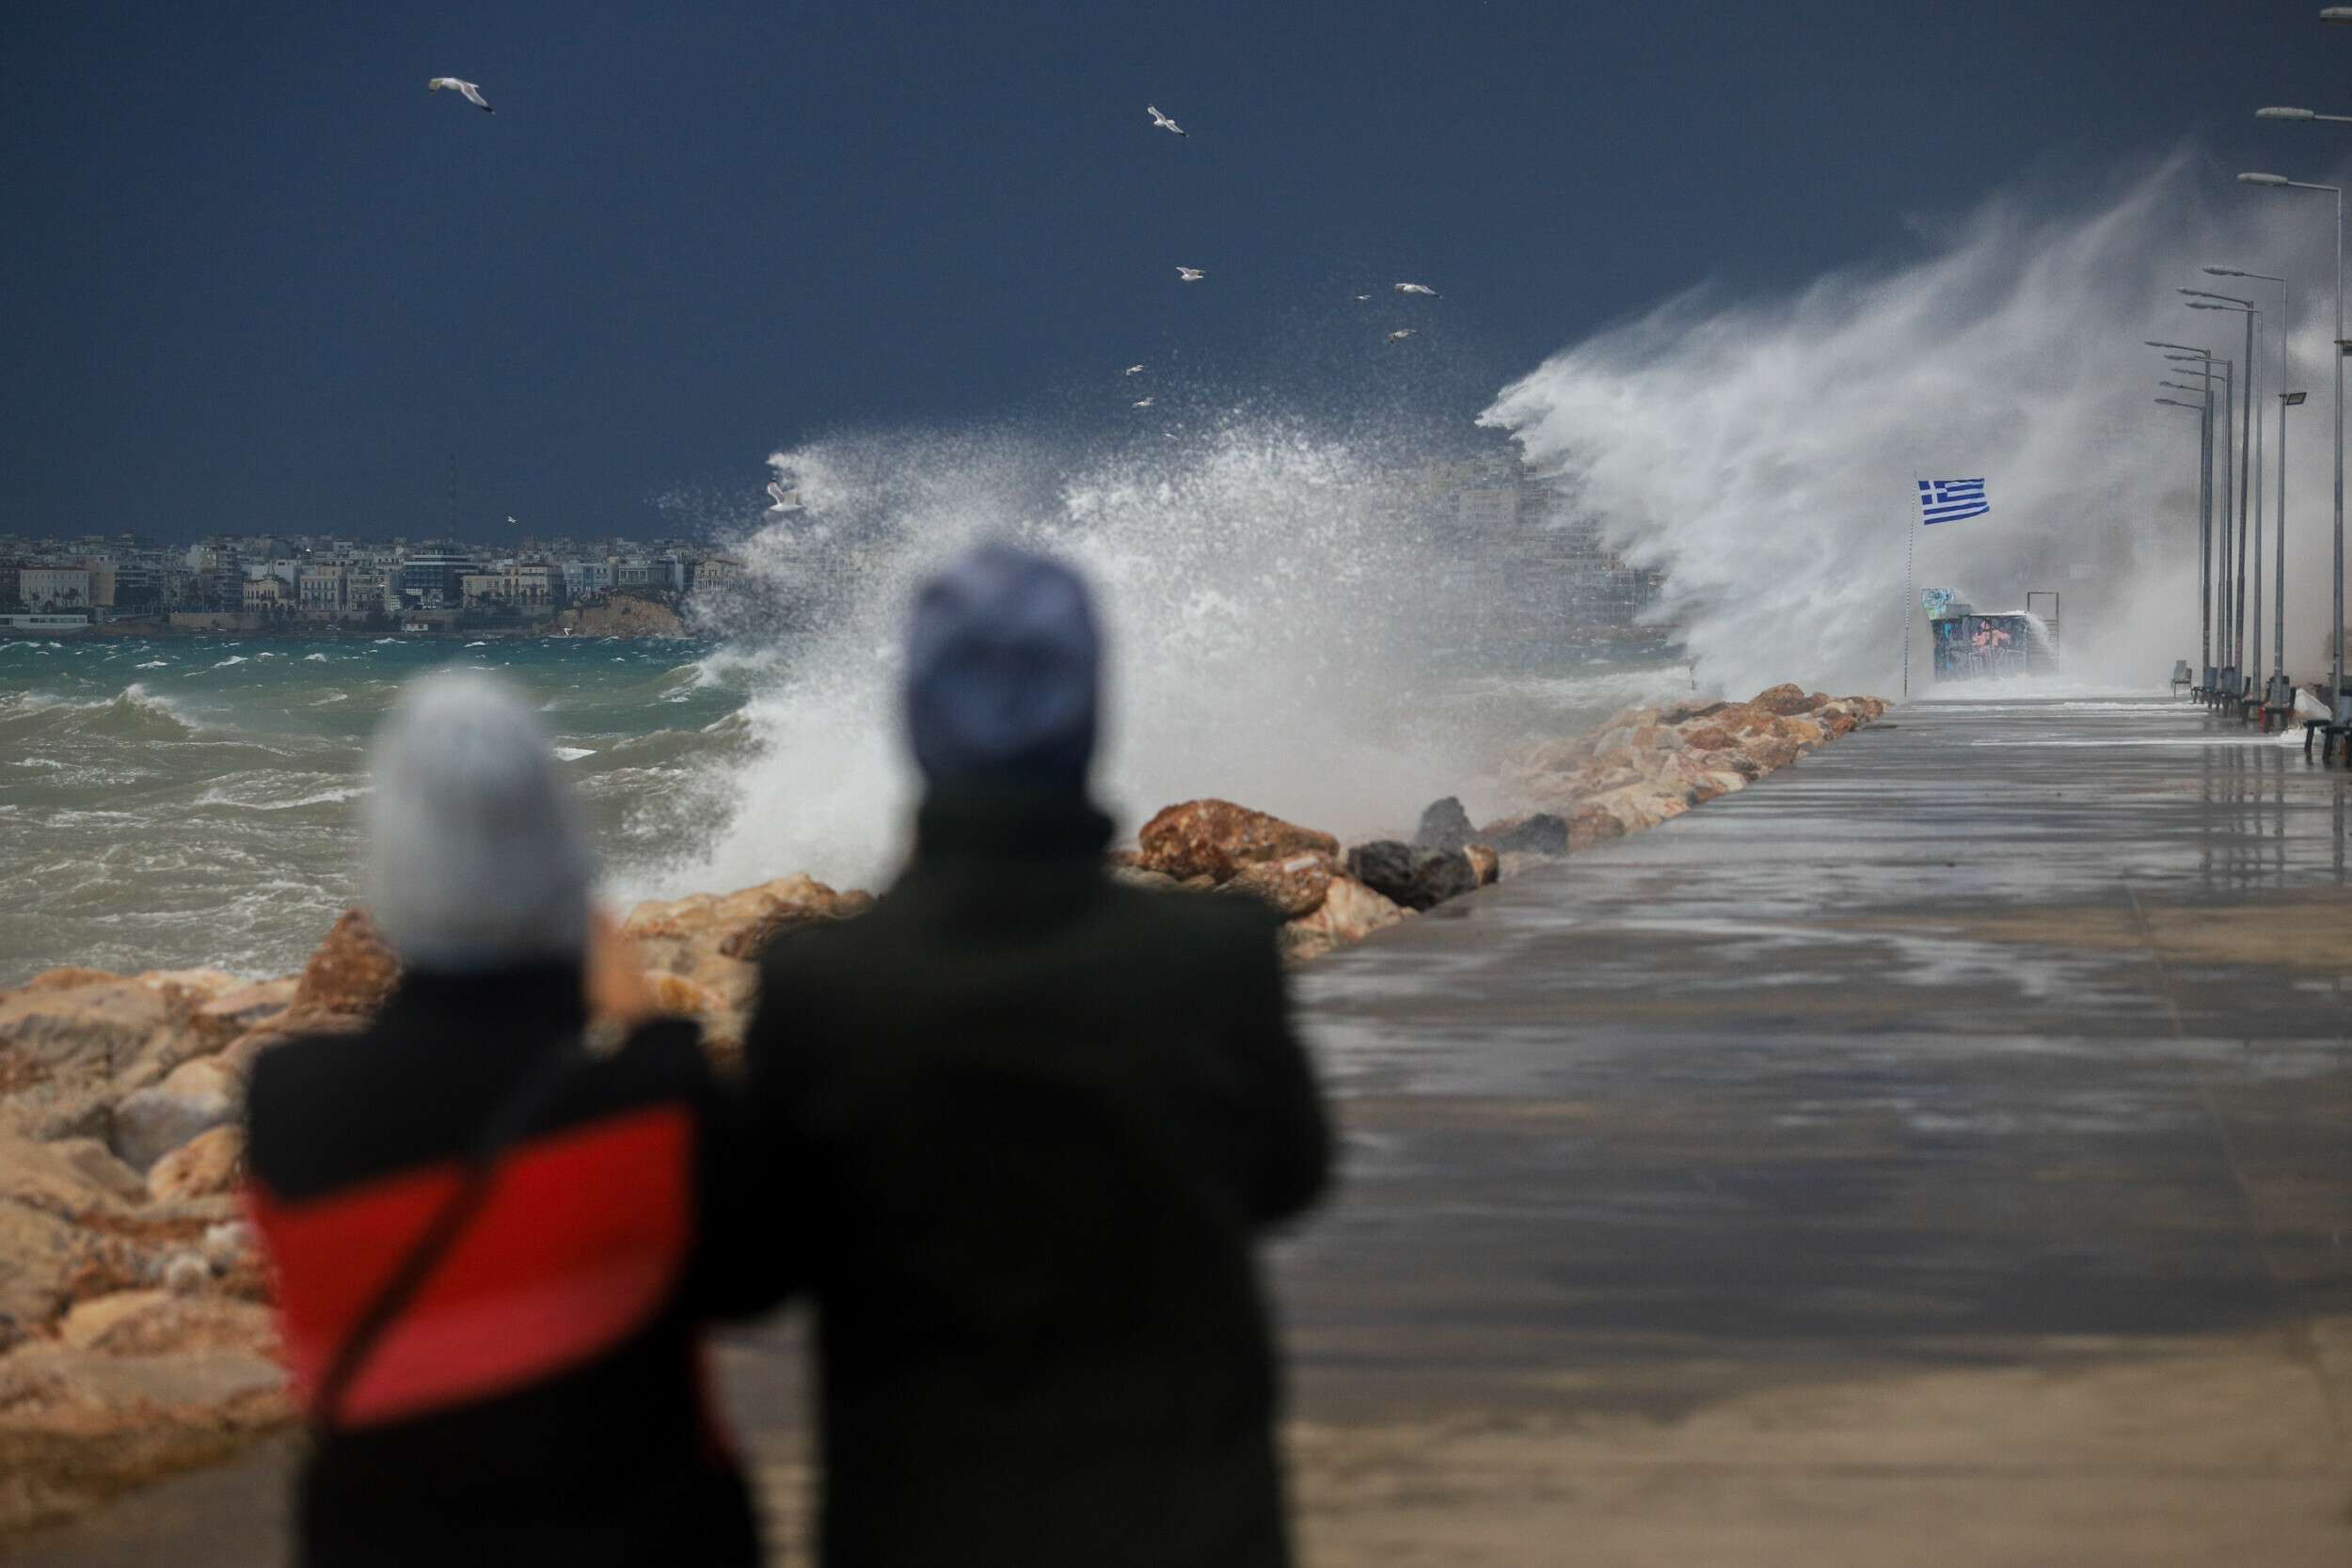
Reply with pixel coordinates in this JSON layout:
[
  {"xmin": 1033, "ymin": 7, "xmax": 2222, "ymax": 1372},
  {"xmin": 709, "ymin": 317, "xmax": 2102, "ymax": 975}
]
[{"xmin": 363, "ymin": 669, "xmax": 594, "ymax": 974}]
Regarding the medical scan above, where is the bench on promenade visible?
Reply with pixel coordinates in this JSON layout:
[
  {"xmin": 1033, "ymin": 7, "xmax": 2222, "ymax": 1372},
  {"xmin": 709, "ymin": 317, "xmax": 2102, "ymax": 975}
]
[{"xmin": 2303, "ymin": 718, "xmax": 2352, "ymax": 762}]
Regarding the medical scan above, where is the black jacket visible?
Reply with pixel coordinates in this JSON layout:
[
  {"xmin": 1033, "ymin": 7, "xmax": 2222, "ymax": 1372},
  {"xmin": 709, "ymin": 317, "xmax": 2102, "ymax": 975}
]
[
  {"xmin": 245, "ymin": 965, "xmax": 789, "ymax": 1568},
  {"xmin": 744, "ymin": 783, "xmax": 1331, "ymax": 1568}
]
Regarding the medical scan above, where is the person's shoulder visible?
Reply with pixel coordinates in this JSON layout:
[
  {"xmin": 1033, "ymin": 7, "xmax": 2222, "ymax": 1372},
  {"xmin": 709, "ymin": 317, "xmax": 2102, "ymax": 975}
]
[
  {"xmin": 1098, "ymin": 879, "xmax": 1286, "ymax": 958},
  {"xmin": 245, "ymin": 1024, "xmax": 374, "ymax": 1127},
  {"xmin": 751, "ymin": 893, "xmax": 897, "ymax": 985}
]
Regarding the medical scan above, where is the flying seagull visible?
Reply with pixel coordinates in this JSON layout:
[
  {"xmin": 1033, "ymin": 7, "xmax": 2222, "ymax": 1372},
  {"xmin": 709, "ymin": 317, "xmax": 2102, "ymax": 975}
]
[
  {"xmin": 1394, "ymin": 282, "xmax": 1439, "ymax": 296},
  {"xmin": 1133, "ymin": 397, "xmax": 1156, "ymax": 408},
  {"xmin": 1176, "ymin": 266, "xmax": 1205, "ymax": 281},
  {"xmin": 1386, "ymin": 329, "xmax": 1418, "ymax": 343},
  {"xmin": 429, "ymin": 77, "xmax": 494, "ymax": 112},
  {"xmin": 766, "ymin": 481, "xmax": 801, "ymax": 514},
  {"xmin": 1355, "ymin": 294, "xmax": 1372, "ymax": 301},
  {"xmin": 1148, "ymin": 105, "xmax": 1186, "ymax": 136},
  {"xmin": 1124, "ymin": 364, "xmax": 1145, "ymax": 375}
]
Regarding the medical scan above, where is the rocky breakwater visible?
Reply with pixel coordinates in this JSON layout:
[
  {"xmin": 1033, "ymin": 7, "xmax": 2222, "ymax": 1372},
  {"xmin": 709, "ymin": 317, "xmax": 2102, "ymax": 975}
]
[
  {"xmin": 1492, "ymin": 683, "xmax": 1890, "ymax": 851},
  {"xmin": 1111, "ymin": 684, "xmax": 1889, "ymax": 960},
  {"xmin": 0, "ymin": 682, "xmax": 1883, "ymax": 1535},
  {"xmin": 0, "ymin": 910, "xmax": 397, "ymax": 1537}
]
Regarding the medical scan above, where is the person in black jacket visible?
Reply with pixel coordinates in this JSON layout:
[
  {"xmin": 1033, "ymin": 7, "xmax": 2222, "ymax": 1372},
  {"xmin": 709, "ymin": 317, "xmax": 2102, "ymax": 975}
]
[
  {"xmin": 743, "ymin": 543, "xmax": 1331, "ymax": 1568},
  {"xmin": 246, "ymin": 671, "xmax": 789, "ymax": 1568}
]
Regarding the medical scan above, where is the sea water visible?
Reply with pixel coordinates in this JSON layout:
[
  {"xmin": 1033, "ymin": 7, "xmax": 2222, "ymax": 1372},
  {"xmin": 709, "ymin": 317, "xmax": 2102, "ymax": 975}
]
[
  {"xmin": 0, "ymin": 631, "xmax": 1668, "ymax": 984},
  {"xmin": 0, "ymin": 636, "xmax": 757, "ymax": 981}
]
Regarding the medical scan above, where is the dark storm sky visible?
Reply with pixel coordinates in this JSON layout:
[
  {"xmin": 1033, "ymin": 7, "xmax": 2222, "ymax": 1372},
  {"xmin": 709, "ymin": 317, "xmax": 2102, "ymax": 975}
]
[{"xmin": 0, "ymin": 3, "xmax": 2342, "ymax": 545}]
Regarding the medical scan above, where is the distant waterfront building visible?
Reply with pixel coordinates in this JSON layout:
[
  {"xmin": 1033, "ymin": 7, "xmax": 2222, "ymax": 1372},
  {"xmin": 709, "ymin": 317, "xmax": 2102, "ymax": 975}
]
[
  {"xmin": 297, "ymin": 567, "xmax": 346, "ymax": 617},
  {"xmin": 562, "ymin": 561, "xmax": 615, "ymax": 596},
  {"xmin": 398, "ymin": 550, "xmax": 476, "ymax": 610},
  {"xmin": 20, "ymin": 567, "xmax": 91, "ymax": 611},
  {"xmin": 461, "ymin": 564, "xmax": 555, "ymax": 610}
]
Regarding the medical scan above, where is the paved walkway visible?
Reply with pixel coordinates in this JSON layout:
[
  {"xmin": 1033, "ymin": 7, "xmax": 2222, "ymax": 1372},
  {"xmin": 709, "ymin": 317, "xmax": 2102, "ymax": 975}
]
[
  {"xmin": 1276, "ymin": 693, "xmax": 2352, "ymax": 1563},
  {"xmin": 10, "ymin": 693, "xmax": 2352, "ymax": 1564}
]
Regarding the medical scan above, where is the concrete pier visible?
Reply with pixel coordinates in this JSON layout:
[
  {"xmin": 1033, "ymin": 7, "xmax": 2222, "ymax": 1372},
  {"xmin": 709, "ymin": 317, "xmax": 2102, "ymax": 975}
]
[
  {"xmin": 10, "ymin": 693, "xmax": 2352, "ymax": 1564},
  {"xmin": 1276, "ymin": 693, "xmax": 2352, "ymax": 1563}
]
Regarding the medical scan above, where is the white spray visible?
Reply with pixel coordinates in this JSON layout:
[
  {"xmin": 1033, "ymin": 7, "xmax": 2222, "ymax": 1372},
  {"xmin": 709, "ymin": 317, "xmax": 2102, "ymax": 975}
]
[{"xmin": 1485, "ymin": 153, "xmax": 2345, "ymax": 697}]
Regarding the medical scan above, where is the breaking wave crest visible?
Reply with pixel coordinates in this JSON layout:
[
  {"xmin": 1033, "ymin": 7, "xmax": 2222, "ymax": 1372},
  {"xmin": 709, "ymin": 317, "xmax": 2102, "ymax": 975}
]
[{"xmin": 1484, "ymin": 153, "xmax": 2341, "ymax": 695}]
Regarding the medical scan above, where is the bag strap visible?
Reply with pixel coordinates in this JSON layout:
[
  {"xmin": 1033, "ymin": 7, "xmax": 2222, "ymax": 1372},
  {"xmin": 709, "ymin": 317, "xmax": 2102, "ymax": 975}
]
[{"xmin": 310, "ymin": 1030, "xmax": 595, "ymax": 1433}]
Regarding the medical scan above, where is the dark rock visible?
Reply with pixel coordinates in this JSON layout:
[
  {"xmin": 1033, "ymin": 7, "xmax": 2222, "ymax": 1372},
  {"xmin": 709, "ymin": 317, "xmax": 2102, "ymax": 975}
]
[
  {"xmin": 1481, "ymin": 813, "xmax": 1570, "ymax": 856},
  {"xmin": 1346, "ymin": 841, "xmax": 1479, "ymax": 911},
  {"xmin": 1411, "ymin": 797, "xmax": 1476, "ymax": 852}
]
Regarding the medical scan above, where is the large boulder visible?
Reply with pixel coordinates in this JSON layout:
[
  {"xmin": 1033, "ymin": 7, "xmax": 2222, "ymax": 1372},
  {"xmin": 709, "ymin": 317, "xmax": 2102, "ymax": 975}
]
[
  {"xmin": 0, "ymin": 1341, "xmax": 293, "ymax": 1536},
  {"xmin": 146, "ymin": 1126, "xmax": 241, "ymax": 1203},
  {"xmin": 110, "ymin": 1059, "xmax": 236, "ymax": 1173},
  {"xmin": 1221, "ymin": 852, "xmax": 1341, "ymax": 920},
  {"xmin": 1136, "ymin": 800, "xmax": 1340, "ymax": 884},
  {"xmin": 289, "ymin": 908, "xmax": 402, "ymax": 1022},
  {"xmin": 1410, "ymin": 797, "xmax": 1476, "ymax": 852},
  {"xmin": 1346, "ymin": 841, "xmax": 1480, "ymax": 911},
  {"xmin": 54, "ymin": 1291, "xmax": 278, "ymax": 1358},
  {"xmin": 1481, "ymin": 813, "xmax": 1569, "ymax": 857},
  {"xmin": 0, "ymin": 1133, "xmax": 141, "ymax": 1224},
  {"xmin": 624, "ymin": 873, "xmax": 870, "ymax": 960},
  {"xmin": 189, "ymin": 978, "xmax": 296, "ymax": 1052},
  {"xmin": 624, "ymin": 874, "xmax": 873, "ymax": 1062},
  {"xmin": 0, "ymin": 975, "xmax": 172, "ymax": 1088},
  {"xmin": 0, "ymin": 1198, "xmax": 86, "ymax": 1327},
  {"xmin": 1279, "ymin": 878, "xmax": 1408, "ymax": 964}
]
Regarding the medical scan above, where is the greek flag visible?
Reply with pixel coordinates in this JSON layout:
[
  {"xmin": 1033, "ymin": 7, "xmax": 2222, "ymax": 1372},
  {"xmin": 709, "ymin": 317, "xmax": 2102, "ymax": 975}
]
[{"xmin": 1918, "ymin": 477, "xmax": 1989, "ymax": 524}]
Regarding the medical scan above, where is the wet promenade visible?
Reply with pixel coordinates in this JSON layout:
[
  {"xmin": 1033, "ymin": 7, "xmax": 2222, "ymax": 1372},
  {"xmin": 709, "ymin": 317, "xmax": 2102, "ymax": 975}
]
[
  {"xmin": 1276, "ymin": 692, "xmax": 2352, "ymax": 1562},
  {"xmin": 13, "ymin": 693, "xmax": 2352, "ymax": 1564}
]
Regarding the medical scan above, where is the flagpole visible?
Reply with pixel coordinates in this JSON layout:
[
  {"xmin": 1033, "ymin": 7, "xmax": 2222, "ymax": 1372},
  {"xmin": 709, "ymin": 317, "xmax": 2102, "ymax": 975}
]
[{"xmin": 1902, "ymin": 501, "xmax": 1915, "ymax": 700}]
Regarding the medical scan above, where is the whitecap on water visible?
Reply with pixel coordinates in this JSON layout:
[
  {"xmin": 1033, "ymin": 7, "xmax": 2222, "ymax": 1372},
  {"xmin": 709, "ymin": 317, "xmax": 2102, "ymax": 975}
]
[
  {"xmin": 212, "ymin": 656, "xmax": 246, "ymax": 669},
  {"xmin": 305, "ymin": 653, "xmax": 328, "ymax": 662},
  {"xmin": 553, "ymin": 747, "xmax": 596, "ymax": 761},
  {"xmin": 135, "ymin": 660, "xmax": 167, "ymax": 670},
  {"xmin": 465, "ymin": 641, "xmax": 488, "ymax": 648}
]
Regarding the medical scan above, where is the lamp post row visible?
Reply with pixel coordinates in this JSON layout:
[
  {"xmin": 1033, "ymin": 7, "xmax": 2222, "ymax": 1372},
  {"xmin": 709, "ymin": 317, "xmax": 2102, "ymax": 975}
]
[{"xmin": 2142, "ymin": 7, "xmax": 2352, "ymax": 721}]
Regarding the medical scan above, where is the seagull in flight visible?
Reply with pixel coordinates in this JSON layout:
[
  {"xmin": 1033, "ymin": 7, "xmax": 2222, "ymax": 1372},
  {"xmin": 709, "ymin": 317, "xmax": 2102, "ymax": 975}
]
[
  {"xmin": 1148, "ymin": 105, "xmax": 1186, "ymax": 136},
  {"xmin": 1133, "ymin": 397, "xmax": 1156, "ymax": 408},
  {"xmin": 429, "ymin": 77, "xmax": 494, "ymax": 112},
  {"xmin": 766, "ymin": 481, "xmax": 801, "ymax": 514},
  {"xmin": 1394, "ymin": 282, "xmax": 1440, "ymax": 297},
  {"xmin": 1355, "ymin": 294, "xmax": 1372, "ymax": 301},
  {"xmin": 1386, "ymin": 329, "xmax": 1418, "ymax": 343},
  {"xmin": 1176, "ymin": 266, "xmax": 1205, "ymax": 282},
  {"xmin": 1124, "ymin": 364, "xmax": 1145, "ymax": 375}
]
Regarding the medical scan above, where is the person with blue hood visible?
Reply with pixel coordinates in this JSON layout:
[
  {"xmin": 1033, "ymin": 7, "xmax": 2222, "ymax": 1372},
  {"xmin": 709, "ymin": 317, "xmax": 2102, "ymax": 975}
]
[{"xmin": 742, "ymin": 542, "xmax": 1331, "ymax": 1568}]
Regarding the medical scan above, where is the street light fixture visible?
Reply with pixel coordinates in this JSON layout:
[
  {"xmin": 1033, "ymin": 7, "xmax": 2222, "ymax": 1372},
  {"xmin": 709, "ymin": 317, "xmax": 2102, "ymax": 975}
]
[
  {"xmin": 2278, "ymin": 391, "xmax": 2312, "ymax": 705},
  {"xmin": 2239, "ymin": 172, "xmax": 2347, "ymax": 713},
  {"xmin": 2153, "ymin": 341, "xmax": 2222, "ymax": 685},
  {"xmin": 2204, "ymin": 269, "xmax": 2292, "ymax": 703}
]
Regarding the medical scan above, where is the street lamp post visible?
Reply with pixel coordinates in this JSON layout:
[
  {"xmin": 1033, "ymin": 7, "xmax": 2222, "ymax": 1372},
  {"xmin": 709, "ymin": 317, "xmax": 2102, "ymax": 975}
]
[
  {"xmin": 2186, "ymin": 293, "xmax": 2264, "ymax": 706},
  {"xmin": 2240, "ymin": 172, "xmax": 2346, "ymax": 715},
  {"xmin": 2158, "ymin": 392, "xmax": 2217, "ymax": 694},
  {"xmin": 2153, "ymin": 341, "xmax": 2221, "ymax": 688},
  {"xmin": 2280, "ymin": 390, "xmax": 2310, "ymax": 706},
  {"xmin": 2211, "ymin": 266, "xmax": 2293, "ymax": 705}
]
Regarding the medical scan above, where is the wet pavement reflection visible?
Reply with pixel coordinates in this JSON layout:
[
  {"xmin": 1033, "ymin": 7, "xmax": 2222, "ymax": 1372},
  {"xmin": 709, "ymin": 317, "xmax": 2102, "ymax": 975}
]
[{"xmin": 1273, "ymin": 695, "xmax": 2352, "ymax": 1420}]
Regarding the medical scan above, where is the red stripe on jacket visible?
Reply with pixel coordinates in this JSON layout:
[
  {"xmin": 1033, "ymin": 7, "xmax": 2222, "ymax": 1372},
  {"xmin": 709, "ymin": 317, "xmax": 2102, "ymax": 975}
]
[{"xmin": 247, "ymin": 1103, "xmax": 696, "ymax": 1429}]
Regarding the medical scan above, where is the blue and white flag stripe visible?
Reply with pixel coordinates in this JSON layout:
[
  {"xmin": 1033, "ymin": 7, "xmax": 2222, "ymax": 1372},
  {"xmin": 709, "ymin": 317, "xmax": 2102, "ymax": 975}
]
[{"xmin": 1918, "ymin": 477, "xmax": 1989, "ymax": 524}]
